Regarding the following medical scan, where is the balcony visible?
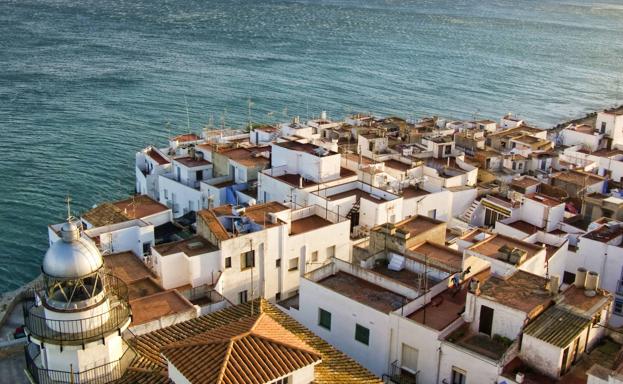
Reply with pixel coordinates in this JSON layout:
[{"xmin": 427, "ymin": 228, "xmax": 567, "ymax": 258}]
[
  {"xmin": 384, "ymin": 360, "xmax": 419, "ymax": 384},
  {"xmin": 25, "ymin": 342, "xmax": 135, "ymax": 384},
  {"xmin": 23, "ymin": 274, "xmax": 131, "ymax": 345}
]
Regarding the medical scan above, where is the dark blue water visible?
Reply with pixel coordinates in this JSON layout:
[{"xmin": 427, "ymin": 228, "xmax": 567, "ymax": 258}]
[{"xmin": 0, "ymin": 0, "xmax": 622, "ymax": 293}]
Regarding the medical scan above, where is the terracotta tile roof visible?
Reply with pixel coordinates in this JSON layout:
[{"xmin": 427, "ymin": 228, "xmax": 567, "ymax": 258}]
[
  {"xmin": 113, "ymin": 195, "xmax": 169, "ymax": 220},
  {"xmin": 161, "ymin": 314, "xmax": 321, "ymax": 383},
  {"xmin": 82, "ymin": 203, "xmax": 130, "ymax": 227},
  {"xmin": 120, "ymin": 300, "xmax": 381, "ymax": 384}
]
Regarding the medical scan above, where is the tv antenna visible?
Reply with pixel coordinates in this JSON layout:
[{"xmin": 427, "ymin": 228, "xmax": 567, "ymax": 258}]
[{"xmin": 184, "ymin": 95, "xmax": 191, "ymax": 134}]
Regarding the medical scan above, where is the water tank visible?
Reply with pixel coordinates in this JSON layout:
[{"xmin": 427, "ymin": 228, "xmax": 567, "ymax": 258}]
[{"xmin": 575, "ymin": 267, "xmax": 587, "ymax": 288}]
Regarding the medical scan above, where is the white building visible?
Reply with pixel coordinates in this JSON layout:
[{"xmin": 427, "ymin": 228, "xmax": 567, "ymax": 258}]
[{"xmin": 24, "ymin": 220, "xmax": 133, "ymax": 383}]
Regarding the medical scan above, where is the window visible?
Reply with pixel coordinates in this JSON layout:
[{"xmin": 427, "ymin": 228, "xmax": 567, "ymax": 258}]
[
  {"xmin": 327, "ymin": 245, "xmax": 335, "ymax": 258},
  {"xmin": 239, "ymin": 290, "xmax": 248, "ymax": 304},
  {"xmin": 311, "ymin": 251, "xmax": 318, "ymax": 263},
  {"xmin": 318, "ymin": 308, "xmax": 331, "ymax": 330},
  {"xmin": 355, "ymin": 324, "xmax": 370, "ymax": 345},
  {"xmin": 273, "ymin": 377, "xmax": 291, "ymax": 384},
  {"xmin": 451, "ymin": 367, "xmax": 466, "ymax": 384},
  {"xmin": 276, "ymin": 258, "xmax": 281, "ymax": 268},
  {"xmin": 164, "ymin": 189, "xmax": 169, "ymax": 199},
  {"xmin": 444, "ymin": 145, "xmax": 452, "ymax": 155},
  {"xmin": 601, "ymin": 121, "xmax": 607, "ymax": 133},
  {"xmin": 142, "ymin": 242, "xmax": 151, "ymax": 256},
  {"xmin": 275, "ymin": 292, "xmax": 281, "ymax": 301},
  {"xmin": 563, "ymin": 271, "xmax": 576, "ymax": 285},
  {"xmin": 225, "ymin": 257, "xmax": 232, "ymax": 268},
  {"xmin": 512, "ymin": 162, "xmax": 516, "ymax": 170},
  {"xmin": 614, "ymin": 299, "xmax": 623, "ymax": 315},
  {"xmin": 196, "ymin": 170, "xmax": 203, "ymax": 180},
  {"xmin": 288, "ymin": 257, "xmax": 299, "ymax": 271},
  {"xmin": 401, "ymin": 344, "xmax": 419, "ymax": 373},
  {"xmin": 241, "ymin": 250, "xmax": 255, "ymax": 270}
]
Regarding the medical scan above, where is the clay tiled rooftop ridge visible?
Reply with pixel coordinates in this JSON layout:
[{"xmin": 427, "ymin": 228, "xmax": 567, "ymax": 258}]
[
  {"xmin": 160, "ymin": 314, "xmax": 321, "ymax": 384},
  {"xmin": 120, "ymin": 299, "xmax": 381, "ymax": 384}
]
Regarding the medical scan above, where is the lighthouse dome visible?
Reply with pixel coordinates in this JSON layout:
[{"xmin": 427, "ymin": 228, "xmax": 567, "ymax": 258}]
[{"xmin": 42, "ymin": 221, "xmax": 103, "ymax": 279}]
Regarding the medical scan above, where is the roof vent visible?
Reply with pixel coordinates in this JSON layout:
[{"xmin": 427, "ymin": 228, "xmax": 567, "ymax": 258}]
[{"xmin": 187, "ymin": 241, "xmax": 204, "ymax": 250}]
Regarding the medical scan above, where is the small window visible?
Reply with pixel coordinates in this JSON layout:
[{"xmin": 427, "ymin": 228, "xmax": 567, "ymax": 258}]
[
  {"xmin": 615, "ymin": 299, "xmax": 623, "ymax": 315},
  {"xmin": 327, "ymin": 245, "xmax": 335, "ymax": 258},
  {"xmin": 241, "ymin": 250, "xmax": 255, "ymax": 270},
  {"xmin": 276, "ymin": 258, "xmax": 281, "ymax": 268},
  {"xmin": 164, "ymin": 189, "xmax": 169, "ymax": 199},
  {"xmin": 142, "ymin": 242, "xmax": 151, "ymax": 256},
  {"xmin": 239, "ymin": 290, "xmax": 248, "ymax": 304},
  {"xmin": 225, "ymin": 257, "xmax": 232, "ymax": 268},
  {"xmin": 273, "ymin": 377, "xmax": 291, "ymax": 384},
  {"xmin": 601, "ymin": 121, "xmax": 607, "ymax": 133},
  {"xmin": 318, "ymin": 308, "xmax": 331, "ymax": 330},
  {"xmin": 311, "ymin": 251, "xmax": 318, "ymax": 263},
  {"xmin": 355, "ymin": 324, "xmax": 370, "ymax": 345},
  {"xmin": 451, "ymin": 367, "xmax": 466, "ymax": 384},
  {"xmin": 444, "ymin": 145, "xmax": 451, "ymax": 155},
  {"xmin": 288, "ymin": 257, "xmax": 299, "ymax": 271},
  {"xmin": 563, "ymin": 271, "xmax": 575, "ymax": 285},
  {"xmin": 275, "ymin": 292, "xmax": 281, "ymax": 301}
]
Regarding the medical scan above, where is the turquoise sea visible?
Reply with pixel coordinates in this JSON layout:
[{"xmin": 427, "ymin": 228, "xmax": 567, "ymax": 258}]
[{"xmin": 0, "ymin": 0, "xmax": 622, "ymax": 292}]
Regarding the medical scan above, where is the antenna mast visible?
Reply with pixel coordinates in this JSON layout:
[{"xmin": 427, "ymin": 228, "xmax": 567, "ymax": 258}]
[{"xmin": 184, "ymin": 95, "xmax": 191, "ymax": 134}]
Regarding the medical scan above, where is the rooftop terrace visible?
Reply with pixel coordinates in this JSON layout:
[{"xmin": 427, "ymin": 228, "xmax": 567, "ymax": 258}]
[
  {"xmin": 317, "ymin": 271, "xmax": 407, "ymax": 313},
  {"xmin": 479, "ymin": 270, "xmax": 551, "ymax": 315}
]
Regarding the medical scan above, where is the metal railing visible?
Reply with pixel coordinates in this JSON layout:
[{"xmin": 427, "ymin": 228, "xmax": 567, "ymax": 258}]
[
  {"xmin": 23, "ymin": 274, "xmax": 131, "ymax": 344},
  {"xmin": 25, "ymin": 342, "xmax": 135, "ymax": 384},
  {"xmin": 383, "ymin": 360, "xmax": 419, "ymax": 384}
]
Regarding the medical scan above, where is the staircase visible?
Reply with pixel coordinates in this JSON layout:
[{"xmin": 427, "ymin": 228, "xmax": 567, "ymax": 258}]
[
  {"xmin": 460, "ymin": 200, "xmax": 480, "ymax": 224},
  {"xmin": 346, "ymin": 198, "xmax": 361, "ymax": 220}
]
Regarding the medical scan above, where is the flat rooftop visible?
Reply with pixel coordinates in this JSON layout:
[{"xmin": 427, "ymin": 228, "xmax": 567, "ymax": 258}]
[
  {"xmin": 558, "ymin": 285, "xmax": 610, "ymax": 314},
  {"xmin": 171, "ymin": 133, "xmax": 200, "ymax": 142},
  {"xmin": 506, "ymin": 220, "xmax": 540, "ymax": 236},
  {"xmin": 104, "ymin": 251, "xmax": 155, "ymax": 284},
  {"xmin": 447, "ymin": 323, "xmax": 511, "ymax": 361},
  {"xmin": 510, "ymin": 177, "xmax": 540, "ymax": 190},
  {"xmin": 409, "ymin": 241, "xmax": 463, "ymax": 272},
  {"xmin": 402, "ymin": 186, "xmax": 430, "ymax": 199},
  {"xmin": 130, "ymin": 290, "xmax": 195, "ymax": 326},
  {"xmin": 325, "ymin": 186, "xmax": 396, "ymax": 203},
  {"xmin": 290, "ymin": 215, "xmax": 333, "ymax": 235},
  {"xmin": 479, "ymin": 270, "xmax": 551, "ymax": 315},
  {"xmin": 469, "ymin": 233, "xmax": 543, "ymax": 263},
  {"xmin": 385, "ymin": 159, "xmax": 412, "ymax": 172},
  {"xmin": 274, "ymin": 167, "xmax": 356, "ymax": 188},
  {"xmin": 393, "ymin": 215, "xmax": 445, "ymax": 238},
  {"xmin": 221, "ymin": 147, "xmax": 270, "ymax": 167},
  {"xmin": 127, "ymin": 277, "xmax": 164, "ymax": 301},
  {"xmin": 371, "ymin": 263, "xmax": 437, "ymax": 292},
  {"xmin": 526, "ymin": 193, "xmax": 562, "ymax": 207},
  {"xmin": 154, "ymin": 235, "xmax": 218, "ymax": 257},
  {"xmin": 408, "ymin": 267, "xmax": 491, "ymax": 331},
  {"xmin": 112, "ymin": 195, "xmax": 169, "ymax": 220},
  {"xmin": 146, "ymin": 148, "xmax": 170, "ymax": 165},
  {"xmin": 275, "ymin": 141, "xmax": 337, "ymax": 156},
  {"xmin": 583, "ymin": 222, "xmax": 623, "ymax": 243},
  {"xmin": 552, "ymin": 170, "xmax": 604, "ymax": 186},
  {"xmin": 174, "ymin": 156, "xmax": 211, "ymax": 168},
  {"xmin": 317, "ymin": 271, "xmax": 407, "ymax": 313}
]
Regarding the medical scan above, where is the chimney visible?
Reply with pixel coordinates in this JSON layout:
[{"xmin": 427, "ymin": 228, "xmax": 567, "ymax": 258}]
[
  {"xmin": 585, "ymin": 271, "xmax": 599, "ymax": 294},
  {"xmin": 299, "ymin": 176, "xmax": 303, "ymax": 189},
  {"xmin": 575, "ymin": 267, "xmax": 587, "ymax": 289},
  {"xmin": 468, "ymin": 279, "xmax": 480, "ymax": 295},
  {"xmin": 320, "ymin": 111, "xmax": 327, "ymax": 120},
  {"xmin": 548, "ymin": 275, "xmax": 559, "ymax": 296}
]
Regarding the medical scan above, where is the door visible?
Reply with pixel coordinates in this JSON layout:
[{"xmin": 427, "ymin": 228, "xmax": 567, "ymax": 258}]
[
  {"xmin": 478, "ymin": 305, "xmax": 494, "ymax": 336},
  {"xmin": 561, "ymin": 347, "xmax": 569, "ymax": 375}
]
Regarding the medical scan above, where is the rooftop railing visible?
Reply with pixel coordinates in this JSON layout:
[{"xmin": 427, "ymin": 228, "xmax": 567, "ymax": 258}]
[
  {"xmin": 23, "ymin": 274, "xmax": 131, "ymax": 344},
  {"xmin": 25, "ymin": 342, "xmax": 135, "ymax": 384}
]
